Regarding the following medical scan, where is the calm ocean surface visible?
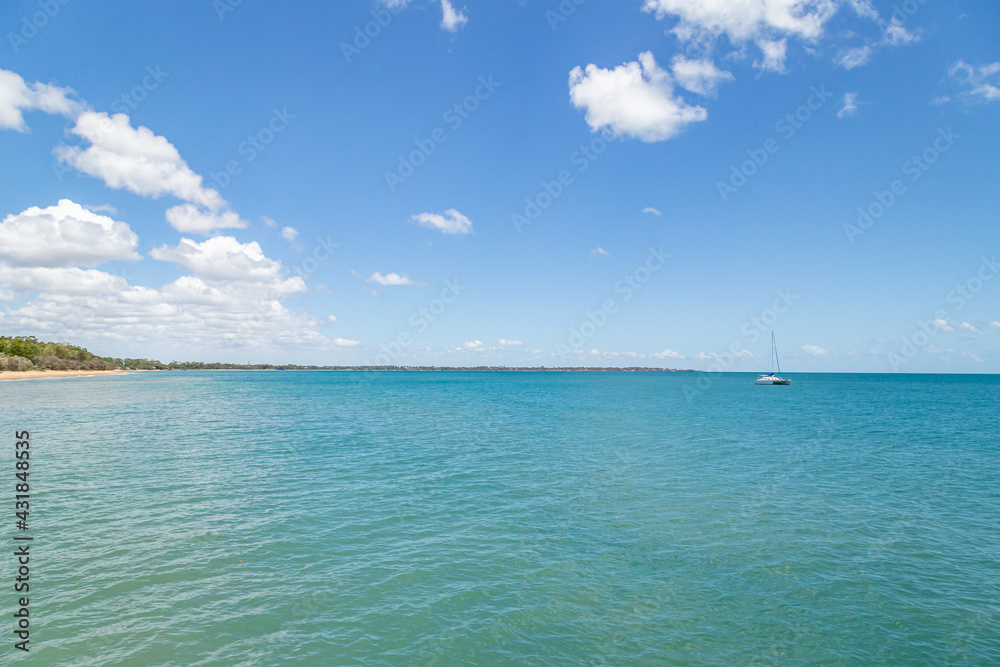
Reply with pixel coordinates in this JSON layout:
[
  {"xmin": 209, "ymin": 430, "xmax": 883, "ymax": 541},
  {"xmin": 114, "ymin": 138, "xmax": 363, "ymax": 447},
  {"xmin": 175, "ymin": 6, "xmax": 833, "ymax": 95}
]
[{"xmin": 2, "ymin": 371, "xmax": 998, "ymax": 665}]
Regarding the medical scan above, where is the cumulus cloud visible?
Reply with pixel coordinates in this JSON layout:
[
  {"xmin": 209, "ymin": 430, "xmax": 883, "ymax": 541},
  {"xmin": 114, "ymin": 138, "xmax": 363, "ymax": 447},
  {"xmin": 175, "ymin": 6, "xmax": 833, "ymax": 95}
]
[
  {"xmin": 948, "ymin": 60, "xmax": 1000, "ymax": 102},
  {"xmin": 837, "ymin": 92, "xmax": 859, "ymax": 118},
  {"xmin": 281, "ymin": 226, "xmax": 299, "ymax": 242},
  {"xmin": 642, "ymin": 0, "xmax": 835, "ymax": 42},
  {"xmin": 0, "ymin": 69, "xmax": 84, "ymax": 131},
  {"xmin": 652, "ymin": 348, "xmax": 684, "ymax": 359},
  {"xmin": 463, "ymin": 340, "xmax": 484, "ymax": 350},
  {"xmin": 333, "ymin": 337, "xmax": 361, "ymax": 347},
  {"xmin": 0, "ymin": 199, "xmax": 140, "ymax": 268},
  {"xmin": 165, "ymin": 204, "xmax": 247, "ymax": 234},
  {"xmin": 0, "ymin": 263, "xmax": 131, "ymax": 296},
  {"xmin": 440, "ymin": 0, "xmax": 467, "ymax": 31},
  {"xmin": 801, "ymin": 344, "xmax": 829, "ymax": 357},
  {"xmin": 367, "ymin": 272, "xmax": 420, "ymax": 286},
  {"xmin": 568, "ymin": 52, "xmax": 707, "ymax": 142},
  {"xmin": 412, "ymin": 209, "xmax": 473, "ymax": 235},
  {"xmin": 150, "ymin": 237, "xmax": 304, "ymax": 297},
  {"xmin": 497, "ymin": 339, "xmax": 523, "ymax": 347},
  {"xmin": 56, "ymin": 111, "xmax": 226, "ymax": 210},
  {"xmin": 1, "ymin": 276, "xmax": 330, "ymax": 351},
  {"xmin": 670, "ymin": 56, "xmax": 734, "ymax": 97},
  {"xmin": 932, "ymin": 319, "xmax": 954, "ymax": 332},
  {"xmin": 958, "ymin": 321, "xmax": 983, "ymax": 334}
]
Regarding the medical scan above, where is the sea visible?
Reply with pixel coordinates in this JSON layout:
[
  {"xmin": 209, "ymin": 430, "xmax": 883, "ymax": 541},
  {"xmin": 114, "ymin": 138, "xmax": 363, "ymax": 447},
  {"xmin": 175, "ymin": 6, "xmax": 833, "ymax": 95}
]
[{"xmin": 1, "ymin": 371, "xmax": 998, "ymax": 665}]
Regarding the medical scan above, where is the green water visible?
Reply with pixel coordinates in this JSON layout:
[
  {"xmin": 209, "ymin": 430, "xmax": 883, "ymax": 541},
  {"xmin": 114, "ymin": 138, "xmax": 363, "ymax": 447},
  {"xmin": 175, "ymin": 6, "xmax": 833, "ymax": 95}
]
[{"xmin": 2, "ymin": 371, "xmax": 998, "ymax": 665}]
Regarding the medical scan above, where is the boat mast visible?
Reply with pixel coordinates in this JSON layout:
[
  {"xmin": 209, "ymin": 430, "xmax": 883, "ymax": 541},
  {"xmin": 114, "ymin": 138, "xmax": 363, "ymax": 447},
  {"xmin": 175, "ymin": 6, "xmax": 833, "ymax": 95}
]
[{"xmin": 773, "ymin": 332, "xmax": 782, "ymax": 376}]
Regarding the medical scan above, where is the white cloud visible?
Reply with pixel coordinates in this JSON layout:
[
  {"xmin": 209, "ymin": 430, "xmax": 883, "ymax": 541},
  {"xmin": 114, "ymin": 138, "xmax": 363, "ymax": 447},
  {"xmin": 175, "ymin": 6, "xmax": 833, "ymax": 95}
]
[
  {"xmin": 56, "ymin": 111, "xmax": 227, "ymax": 211},
  {"xmin": 932, "ymin": 319, "xmax": 954, "ymax": 332},
  {"xmin": 281, "ymin": 226, "xmax": 299, "ymax": 242},
  {"xmin": 568, "ymin": 52, "xmax": 707, "ymax": 143},
  {"xmin": 837, "ymin": 46, "xmax": 873, "ymax": 70},
  {"xmin": 412, "ymin": 209, "xmax": 473, "ymax": 235},
  {"xmin": 367, "ymin": 272, "xmax": 419, "ymax": 286},
  {"xmin": 958, "ymin": 321, "xmax": 982, "ymax": 334},
  {"xmin": 801, "ymin": 344, "xmax": 828, "ymax": 357},
  {"xmin": 0, "ymin": 199, "xmax": 140, "ymax": 268},
  {"xmin": 591, "ymin": 247, "xmax": 609, "ymax": 257},
  {"xmin": 440, "ymin": 0, "xmax": 467, "ymax": 31},
  {"xmin": 670, "ymin": 56, "xmax": 734, "ymax": 97},
  {"xmin": 837, "ymin": 92, "xmax": 859, "ymax": 118},
  {"xmin": 0, "ymin": 69, "xmax": 83, "ymax": 132},
  {"xmin": 949, "ymin": 60, "xmax": 1000, "ymax": 102},
  {"xmin": 0, "ymin": 262, "xmax": 338, "ymax": 353},
  {"xmin": 333, "ymin": 338, "xmax": 360, "ymax": 347},
  {"xmin": 641, "ymin": 0, "xmax": 835, "ymax": 43},
  {"xmin": 165, "ymin": 204, "xmax": 247, "ymax": 234},
  {"xmin": 150, "ymin": 237, "xmax": 303, "ymax": 295},
  {"xmin": 327, "ymin": 315, "xmax": 338, "ymax": 323},
  {"xmin": 0, "ymin": 263, "xmax": 131, "ymax": 296},
  {"xmin": 990, "ymin": 321, "xmax": 1000, "ymax": 330},
  {"xmin": 754, "ymin": 38, "xmax": 788, "ymax": 73},
  {"xmin": 497, "ymin": 339, "xmax": 523, "ymax": 347},
  {"xmin": 262, "ymin": 216, "xmax": 277, "ymax": 228},
  {"xmin": 643, "ymin": 207, "xmax": 662, "ymax": 216},
  {"xmin": 463, "ymin": 340, "xmax": 484, "ymax": 350},
  {"xmin": 643, "ymin": 1, "xmax": 917, "ymax": 73},
  {"xmin": 882, "ymin": 17, "xmax": 918, "ymax": 46},
  {"xmin": 653, "ymin": 348, "xmax": 684, "ymax": 359},
  {"xmin": 847, "ymin": 0, "xmax": 878, "ymax": 20}
]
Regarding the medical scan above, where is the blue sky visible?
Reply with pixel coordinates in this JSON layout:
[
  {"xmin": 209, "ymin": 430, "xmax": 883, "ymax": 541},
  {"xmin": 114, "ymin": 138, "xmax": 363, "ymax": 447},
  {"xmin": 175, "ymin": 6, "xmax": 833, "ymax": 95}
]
[{"xmin": 0, "ymin": 0, "xmax": 998, "ymax": 371}]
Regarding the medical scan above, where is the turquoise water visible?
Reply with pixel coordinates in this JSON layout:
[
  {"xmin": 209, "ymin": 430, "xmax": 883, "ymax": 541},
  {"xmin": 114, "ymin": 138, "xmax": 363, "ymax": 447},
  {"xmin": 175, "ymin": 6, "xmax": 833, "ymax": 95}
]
[{"xmin": 2, "ymin": 371, "xmax": 998, "ymax": 665}]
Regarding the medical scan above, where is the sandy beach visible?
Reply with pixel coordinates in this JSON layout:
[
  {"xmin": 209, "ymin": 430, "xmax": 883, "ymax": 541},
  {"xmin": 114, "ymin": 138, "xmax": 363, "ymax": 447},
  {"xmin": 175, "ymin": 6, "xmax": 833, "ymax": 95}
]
[{"xmin": 0, "ymin": 370, "xmax": 123, "ymax": 381}]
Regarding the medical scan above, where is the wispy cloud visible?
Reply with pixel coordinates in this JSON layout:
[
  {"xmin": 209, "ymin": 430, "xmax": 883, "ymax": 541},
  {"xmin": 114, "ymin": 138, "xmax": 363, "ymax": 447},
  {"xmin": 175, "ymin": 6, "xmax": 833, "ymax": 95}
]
[
  {"xmin": 642, "ymin": 207, "xmax": 662, "ymax": 216},
  {"xmin": 590, "ymin": 247, "xmax": 609, "ymax": 257},
  {"xmin": 948, "ymin": 60, "xmax": 1000, "ymax": 102},
  {"xmin": 837, "ymin": 92, "xmax": 859, "ymax": 118},
  {"xmin": 801, "ymin": 344, "xmax": 829, "ymax": 357}
]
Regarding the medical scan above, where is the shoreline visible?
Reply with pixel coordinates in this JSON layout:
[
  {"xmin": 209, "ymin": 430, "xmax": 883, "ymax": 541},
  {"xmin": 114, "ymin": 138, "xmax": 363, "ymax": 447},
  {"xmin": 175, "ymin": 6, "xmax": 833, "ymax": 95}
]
[{"xmin": 0, "ymin": 370, "xmax": 124, "ymax": 382}]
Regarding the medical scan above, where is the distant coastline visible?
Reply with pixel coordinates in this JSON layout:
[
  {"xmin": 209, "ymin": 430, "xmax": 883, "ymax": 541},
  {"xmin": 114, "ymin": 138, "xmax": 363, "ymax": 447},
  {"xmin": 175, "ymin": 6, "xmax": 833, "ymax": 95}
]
[
  {"xmin": 142, "ymin": 366, "xmax": 701, "ymax": 372},
  {"xmin": 1, "ymin": 335, "xmax": 697, "ymax": 377},
  {"xmin": 0, "ymin": 370, "xmax": 123, "ymax": 382},
  {"xmin": 1, "ymin": 367, "xmax": 698, "ymax": 381}
]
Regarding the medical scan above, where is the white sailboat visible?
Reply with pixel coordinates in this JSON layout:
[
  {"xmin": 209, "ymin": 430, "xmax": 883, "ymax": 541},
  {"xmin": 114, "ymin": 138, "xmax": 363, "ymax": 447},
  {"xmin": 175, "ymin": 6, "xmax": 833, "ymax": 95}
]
[{"xmin": 755, "ymin": 332, "xmax": 791, "ymax": 385}]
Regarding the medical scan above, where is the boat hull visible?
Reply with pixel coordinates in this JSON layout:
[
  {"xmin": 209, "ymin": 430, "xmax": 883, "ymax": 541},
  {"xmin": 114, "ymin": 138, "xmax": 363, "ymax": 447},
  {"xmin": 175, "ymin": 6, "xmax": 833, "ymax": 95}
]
[{"xmin": 755, "ymin": 377, "xmax": 791, "ymax": 385}]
